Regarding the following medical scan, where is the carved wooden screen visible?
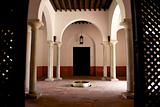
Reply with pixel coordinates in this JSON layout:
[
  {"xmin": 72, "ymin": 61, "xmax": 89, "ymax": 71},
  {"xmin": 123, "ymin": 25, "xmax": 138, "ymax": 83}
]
[
  {"xmin": 0, "ymin": 0, "xmax": 29, "ymax": 107},
  {"xmin": 132, "ymin": 0, "xmax": 160, "ymax": 107}
]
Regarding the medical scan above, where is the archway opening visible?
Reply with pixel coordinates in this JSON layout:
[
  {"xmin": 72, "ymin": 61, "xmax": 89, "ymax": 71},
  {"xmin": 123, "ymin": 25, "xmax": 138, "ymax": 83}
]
[{"xmin": 61, "ymin": 21, "xmax": 103, "ymax": 78}]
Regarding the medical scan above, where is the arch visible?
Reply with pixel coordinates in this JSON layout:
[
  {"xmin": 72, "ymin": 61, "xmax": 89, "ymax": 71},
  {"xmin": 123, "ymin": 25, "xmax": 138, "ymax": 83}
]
[
  {"xmin": 38, "ymin": 0, "xmax": 55, "ymax": 41},
  {"xmin": 111, "ymin": 5, "xmax": 121, "ymax": 40},
  {"xmin": 61, "ymin": 23, "xmax": 101, "ymax": 76},
  {"xmin": 109, "ymin": 0, "xmax": 126, "ymax": 40},
  {"xmin": 38, "ymin": 0, "xmax": 45, "ymax": 21},
  {"xmin": 60, "ymin": 19, "xmax": 104, "ymax": 42},
  {"xmin": 115, "ymin": 0, "xmax": 126, "ymax": 19}
]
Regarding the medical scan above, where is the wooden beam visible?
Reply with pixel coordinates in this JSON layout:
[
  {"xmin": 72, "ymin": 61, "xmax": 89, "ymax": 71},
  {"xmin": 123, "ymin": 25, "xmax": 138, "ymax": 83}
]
[
  {"xmin": 67, "ymin": 0, "xmax": 72, "ymax": 11},
  {"xmin": 70, "ymin": 0, "xmax": 74, "ymax": 10},
  {"xmin": 98, "ymin": 0, "xmax": 102, "ymax": 10},
  {"xmin": 55, "ymin": 0, "xmax": 62, "ymax": 11},
  {"xmin": 85, "ymin": 0, "xmax": 88, "ymax": 11},
  {"xmin": 94, "ymin": 0, "xmax": 98, "ymax": 11},
  {"xmin": 78, "ymin": 0, "xmax": 81, "ymax": 11},
  {"xmin": 80, "ymin": 0, "xmax": 83, "ymax": 11},
  {"xmin": 82, "ymin": 0, "xmax": 86, "ymax": 10},
  {"xmin": 89, "ymin": 0, "xmax": 92, "ymax": 11},
  {"xmin": 91, "ymin": 0, "xmax": 95, "ymax": 10},
  {"xmin": 50, "ymin": 0, "xmax": 57, "ymax": 11},
  {"xmin": 108, "ymin": 0, "xmax": 113, "ymax": 9},
  {"xmin": 73, "ymin": 0, "xmax": 77, "ymax": 11},
  {"xmin": 104, "ymin": 0, "xmax": 110, "ymax": 11},
  {"xmin": 62, "ymin": 0, "xmax": 67, "ymax": 11}
]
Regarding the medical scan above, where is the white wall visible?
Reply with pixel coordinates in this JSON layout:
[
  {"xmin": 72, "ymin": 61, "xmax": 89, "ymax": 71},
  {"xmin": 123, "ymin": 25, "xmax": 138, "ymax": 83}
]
[
  {"xmin": 122, "ymin": 0, "xmax": 132, "ymax": 18},
  {"xmin": 35, "ymin": 14, "xmax": 48, "ymax": 66},
  {"xmin": 28, "ymin": 0, "xmax": 41, "ymax": 19},
  {"xmin": 116, "ymin": 29, "xmax": 126, "ymax": 66},
  {"xmin": 35, "ymin": 28, "xmax": 48, "ymax": 66},
  {"xmin": 61, "ymin": 23, "xmax": 103, "ymax": 66},
  {"xmin": 35, "ymin": 23, "xmax": 126, "ymax": 67},
  {"xmin": 54, "ymin": 10, "xmax": 108, "ymax": 42},
  {"xmin": 111, "ymin": 5, "xmax": 121, "ymax": 40}
]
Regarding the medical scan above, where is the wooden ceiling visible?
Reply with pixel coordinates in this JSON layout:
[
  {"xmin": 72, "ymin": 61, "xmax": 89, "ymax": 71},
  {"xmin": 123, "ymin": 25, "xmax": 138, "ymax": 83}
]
[{"xmin": 50, "ymin": 0, "xmax": 113, "ymax": 12}]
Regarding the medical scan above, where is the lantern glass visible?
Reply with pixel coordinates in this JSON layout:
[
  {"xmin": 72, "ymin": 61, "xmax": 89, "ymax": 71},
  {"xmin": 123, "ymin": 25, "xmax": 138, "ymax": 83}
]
[{"xmin": 80, "ymin": 35, "xmax": 83, "ymax": 44}]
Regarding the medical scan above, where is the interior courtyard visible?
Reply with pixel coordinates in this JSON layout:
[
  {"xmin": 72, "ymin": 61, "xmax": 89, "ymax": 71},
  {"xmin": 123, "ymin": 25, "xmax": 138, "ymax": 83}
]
[{"xmin": 25, "ymin": 0, "xmax": 134, "ymax": 107}]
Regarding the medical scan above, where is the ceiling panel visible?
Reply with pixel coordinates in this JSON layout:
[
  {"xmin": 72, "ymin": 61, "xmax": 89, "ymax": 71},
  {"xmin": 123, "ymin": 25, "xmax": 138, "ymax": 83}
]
[{"xmin": 50, "ymin": 0, "xmax": 113, "ymax": 12}]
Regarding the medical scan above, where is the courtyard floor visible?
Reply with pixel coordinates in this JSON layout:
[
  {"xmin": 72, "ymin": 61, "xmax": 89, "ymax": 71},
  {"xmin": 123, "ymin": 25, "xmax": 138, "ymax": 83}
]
[{"xmin": 25, "ymin": 76, "xmax": 134, "ymax": 107}]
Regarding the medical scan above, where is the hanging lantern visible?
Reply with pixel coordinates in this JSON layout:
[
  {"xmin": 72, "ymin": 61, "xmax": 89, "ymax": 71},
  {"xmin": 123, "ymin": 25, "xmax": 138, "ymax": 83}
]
[
  {"xmin": 108, "ymin": 35, "xmax": 110, "ymax": 42},
  {"xmin": 53, "ymin": 36, "xmax": 56, "ymax": 42},
  {"xmin": 79, "ymin": 35, "xmax": 83, "ymax": 44}
]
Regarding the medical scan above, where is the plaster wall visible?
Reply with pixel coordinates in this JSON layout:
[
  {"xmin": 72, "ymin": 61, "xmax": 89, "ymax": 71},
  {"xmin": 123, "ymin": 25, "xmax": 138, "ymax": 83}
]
[
  {"xmin": 54, "ymin": 10, "xmax": 108, "ymax": 42},
  {"xmin": 61, "ymin": 23, "xmax": 103, "ymax": 66},
  {"xmin": 28, "ymin": 0, "xmax": 41, "ymax": 19},
  {"xmin": 35, "ymin": 23, "xmax": 126, "ymax": 66},
  {"xmin": 116, "ymin": 29, "xmax": 126, "ymax": 66}
]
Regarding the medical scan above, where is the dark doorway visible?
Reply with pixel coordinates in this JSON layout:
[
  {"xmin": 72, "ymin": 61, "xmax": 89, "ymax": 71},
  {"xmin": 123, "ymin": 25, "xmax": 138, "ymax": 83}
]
[{"xmin": 73, "ymin": 47, "xmax": 90, "ymax": 76}]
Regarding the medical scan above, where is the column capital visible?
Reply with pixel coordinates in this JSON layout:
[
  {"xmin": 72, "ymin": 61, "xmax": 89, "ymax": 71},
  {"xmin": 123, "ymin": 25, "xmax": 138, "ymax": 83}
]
[
  {"xmin": 120, "ymin": 18, "xmax": 132, "ymax": 29},
  {"xmin": 101, "ymin": 41, "xmax": 109, "ymax": 46},
  {"xmin": 56, "ymin": 42, "xmax": 62, "ymax": 47},
  {"xmin": 47, "ymin": 40, "xmax": 54, "ymax": 46},
  {"xmin": 110, "ymin": 40, "xmax": 118, "ymax": 45},
  {"xmin": 27, "ymin": 24, "xmax": 32, "ymax": 32},
  {"xmin": 28, "ymin": 19, "xmax": 44, "ymax": 30}
]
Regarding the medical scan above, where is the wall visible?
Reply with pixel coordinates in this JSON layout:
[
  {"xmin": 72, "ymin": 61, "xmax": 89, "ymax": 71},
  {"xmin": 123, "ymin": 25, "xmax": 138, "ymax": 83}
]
[
  {"xmin": 28, "ymin": 0, "xmax": 41, "ymax": 19},
  {"xmin": 36, "ymin": 23, "xmax": 127, "ymax": 67},
  {"xmin": 54, "ymin": 10, "xmax": 108, "ymax": 42},
  {"xmin": 116, "ymin": 29, "xmax": 126, "ymax": 66},
  {"xmin": 35, "ymin": 14, "xmax": 48, "ymax": 66},
  {"xmin": 36, "ymin": 22, "xmax": 126, "ymax": 79},
  {"xmin": 122, "ymin": 0, "xmax": 132, "ymax": 18},
  {"xmin": 61, "ymin": 23, "xmax": 103, "ymax": 66}
]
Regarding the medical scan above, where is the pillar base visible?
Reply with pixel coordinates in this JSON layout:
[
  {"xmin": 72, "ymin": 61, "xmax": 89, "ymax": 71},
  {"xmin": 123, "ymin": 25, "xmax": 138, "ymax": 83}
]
[
  {"xmin": 121, "ymin": 91, "xmax": 134, "ymax": 99},
  {"xmin": 110, "ymin": 78, "xmax": 119, "ymax": 81},
  {"xmin": 25, "ymin": 91, "xmax": 41, "ymax": 99},
  {"xmin": 25, "ymin": 91, "xmax": 29, "ymax": 94},
  {"xmin": 55, "ymin": 77, "xmax": 62, "ymax": 80},
  {"xmin": 45, "ymin": 78, "xmax": 54, "ymax": 82},
  {"xmin": 25, "ymin": 88, "xmax": 29, "ymax": 94},
  {"xmin": 102, "ymin": 77, "xmax": 110, "ymax": 81}
]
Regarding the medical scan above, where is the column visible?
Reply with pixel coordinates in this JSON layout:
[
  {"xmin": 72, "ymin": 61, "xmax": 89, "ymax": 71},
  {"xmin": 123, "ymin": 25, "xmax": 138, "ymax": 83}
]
[
  {"xmin": 26, "ymin": 19, "xmax": 43, "ymax": 99},
  {"xmin": 110, "ymin": 43, "xmax": 113, "ymax": 79},
  {"xmin": 25, "ymin": 24, "xmax": 32, "ymax": 93},
  {"xmin": 120, "ymin": 18, "xmax": 134, "ymax": 99},
  {"xmin": 101, "ymin": 41, "xmax": 108, "ymax": 80},
  {"xmin": 56, "ymin": 42, "xmax": 62, "ymax": 80},
  {"xmin": 45, "ymin": 41, "xmax": 54, "ymax": 81},
  {"xmin": 110, "ymin": 40, "xmax": 118, "ymax": 81}
]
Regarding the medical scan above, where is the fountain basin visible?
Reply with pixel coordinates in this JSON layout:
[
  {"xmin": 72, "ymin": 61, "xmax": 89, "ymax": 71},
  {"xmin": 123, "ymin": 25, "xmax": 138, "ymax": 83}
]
[{"xmin": 71, "ymin": 80, "xmax": 91, "ymax": 87}]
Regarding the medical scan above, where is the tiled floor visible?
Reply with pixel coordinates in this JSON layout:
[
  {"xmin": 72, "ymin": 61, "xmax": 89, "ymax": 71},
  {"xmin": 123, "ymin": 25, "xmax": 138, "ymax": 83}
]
[{"xmin": 25, "ymin": 77, "xmax": 134, "ymax": 107}]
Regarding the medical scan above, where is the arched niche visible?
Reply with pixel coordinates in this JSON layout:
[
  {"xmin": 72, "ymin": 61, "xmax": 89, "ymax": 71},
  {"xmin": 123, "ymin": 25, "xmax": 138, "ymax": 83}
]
[{"xmin": 61, "ymin": 21, "xmax": 103, "ymax": 75}]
